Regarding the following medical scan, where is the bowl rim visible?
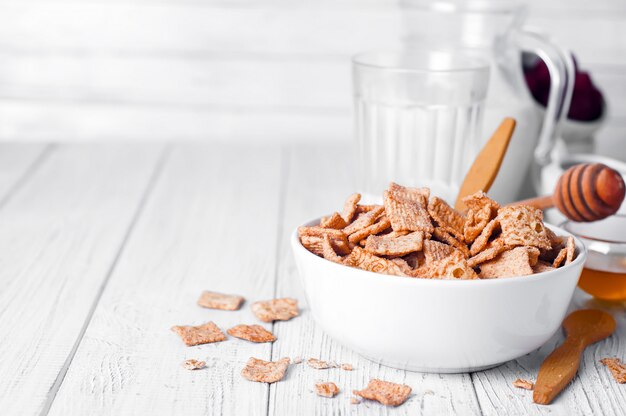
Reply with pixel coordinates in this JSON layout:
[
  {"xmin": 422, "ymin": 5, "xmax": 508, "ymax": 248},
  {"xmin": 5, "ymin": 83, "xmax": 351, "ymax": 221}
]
[{"xmin": 292, "ymin": 217, "xmax": 587, "ymax": 287}]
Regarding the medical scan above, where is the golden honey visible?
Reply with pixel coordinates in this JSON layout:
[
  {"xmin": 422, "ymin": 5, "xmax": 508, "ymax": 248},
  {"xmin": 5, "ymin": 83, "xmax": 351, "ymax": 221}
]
[{"xmin": 578, "ymin": 268, "xmax": 626, "ymax": 301}]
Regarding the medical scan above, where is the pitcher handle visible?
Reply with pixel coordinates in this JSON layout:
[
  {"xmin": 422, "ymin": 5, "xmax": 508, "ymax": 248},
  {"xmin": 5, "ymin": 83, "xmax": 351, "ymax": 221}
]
[{"xmin": 515, "ymin": 29, "xmax": 575, "ymax": 166}]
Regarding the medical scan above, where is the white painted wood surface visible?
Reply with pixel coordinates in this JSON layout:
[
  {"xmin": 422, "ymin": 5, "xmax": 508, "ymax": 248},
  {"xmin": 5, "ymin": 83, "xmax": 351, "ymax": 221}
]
[{"xmin": 1, "ymin": 142, "xmax": 624, "ymax": 416}]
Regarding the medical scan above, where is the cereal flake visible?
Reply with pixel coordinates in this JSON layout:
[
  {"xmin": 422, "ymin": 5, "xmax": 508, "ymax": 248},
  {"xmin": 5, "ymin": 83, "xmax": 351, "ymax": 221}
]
[
  {"xmin": 315, "ymin": 382, "xmax": 340, "ymax": 398},
  {"xmin": 227, "ymin": 324, "xmax": 276, "ymax": 343},
  {"xmin": 171, "ymin": 321, "xmax": 226, "ymax": 346},
  {"xmin": 251, "ymin": 298, "xmax": 299, "ymax": 323},
  {"xmin": 197, "ymin": 291, "xmax": 244, "ymax": 311},
  {"xmin": 241, "ymin": 357, "xmax": 290, "ymax": 383},
  {"xmin": 354, "ymin": 379, "xmax": 412, "ymax": 407}
]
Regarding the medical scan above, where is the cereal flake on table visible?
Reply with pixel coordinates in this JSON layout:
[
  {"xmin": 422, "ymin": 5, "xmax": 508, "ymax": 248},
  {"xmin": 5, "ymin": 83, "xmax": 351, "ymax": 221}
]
[
  {"xmin": 298, "ymin": 183, "xmax": 577, "ymax": 279},
  {"xmin": 171, "ymin": 321, "xmax": 226, "ymax": 346},
  {"xmin": 251, "ymin": 298, "xmax": 299, "ymax": 322},
  {"xmin": 241, "ymin": 357, "xmax": 290, "ymax": 383},
  {"xmin": 227, "ymin": 324, "xmax": 276, "ymax": 343},
  {"xmin": 341, "ymin": 363, "xmax": 353, "ymax": 371},
  {"xmin": 315, "ymin": 382, "xmax": 340, "ymax": 398},
  {"xmin": 600, "ymin": 357, "xmax": 626, "ymax": 383},
  {"xmin": 307, "ymin": 358, "xmax": 332, "ymax": 369},
  {"xmin": 353, "ymin": 379, "xmax": 412, "ymax": 407},
  {"xmin": 182, "ymin": 359, "xmax": 206, "ymax": 370},
  {"xmin": 512, "ymin": 378, "xmax": 534, "ymax": 390},
  {"xmin": 197, "ymin": 290, "xmax": 244, "ymax": 311}
]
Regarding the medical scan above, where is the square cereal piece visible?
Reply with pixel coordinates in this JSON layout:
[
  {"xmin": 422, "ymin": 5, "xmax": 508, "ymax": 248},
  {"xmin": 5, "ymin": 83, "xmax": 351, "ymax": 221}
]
[
  {"xmin": 197, "ymin": 291, "xmax": 244, "ymax": 311},
  {"xmin": 423, "ymin": 240, "xmax": 455, "ymax": 264},
  {"xmin": 389, "ymin": 182, "xmax": 430, "ymax": 202},
  {"xmin": 316, "ymin": 382, "xmax": 340, "ymax": 398},
  {"xmin": 356, "ymin": 204, "xmax": 382, "ymax": 214},
  {"xmin": 390, "ymin": 258, "xmax": 413, "ymax": 275},
  {"xmin": 251, "ymin": 298, "xmax": 299, "ymax": 323},
  {"xmin": 343, "ymin": 246, "xmax": 407, "ymax": 277},
  {"xmin": 565, "ymin": 236, "xmax": 576, "ymax": 264},
  {"xmin": 348, "ymin": 217, "xmax": 391, "ymax": 244},
  {"xmin": 171, "ymin": 321, "xmax": 226, "ymax": 346},
  {"xmin": 469, "ymin": 219, "xmax": 500, "ymax": 256},
  {"xmin": 364, "ymin": 231, "xmax": 424, "ymax": 256},
  {"xmin": 497, "ymin": 205, "xmax": 551, "ymax": 250},
  {"xmin": 428, "ymin": 196, "xmax": 466, "ymax": 241},
  {"xmin": 299, "ymin": 226, "xmax": 351, "ymax": 256},
  {"xmin": 462, "ymin": 191, "xmax": 500, "ymax": 243},
  {"xmin": 341, "ymin": 193, "xmax": 361, "ymax": 223},
  {"xmin": 433, "ymin": 228, "xmax": 470, "ymax": 258},
  {"xmin": 227, "ymin": 324, "xmax": 276, "ymax": 343},
  {"xmin": 600, "ymin": 357, "xmax": 626, "ymax": 383},
  {"xmin": 467, "ymin": 239, "xmax": 508, "ymax": 268},
  {"xmin": 552, "ymin": 247, "xmax": 567, "ymax": 268},
  {"xmin": 512, "ymin": 378, "xmax": 534, "ymax": 390},
  {"xmin": 384, "ymin": 190, "xmax": 434, "ymax": 234},
  {"xmin": 413, "ymin": 252, "xmax": 477, "ymax": 280},
  {"xmin": 478, "ymin": 247, "xmax": 534, "ymax": 279},
  {"xmin": 533, "ymin": 260, "xmax": 555, "ymax": 274},
  {"xmin": 322, "ymin": 234, "xmax": 344, "ymax": 264},
  {"xmin": 320, "ymin": 212, "xmax": 347, "ymax": 229},
  {"xmin": 241, "ymin": 357, "xmax": 290, "ymax": 383},
  {"xmin": 354, "ymin": 379, "xmax": 412, "ymax": 407},
  {"xmin": 343, "ymin": 206, "xmax": 385, "ymax": 235},
  {"xmin": 182, "ymin": 359, "xmax": 206, "ymax": 370}
]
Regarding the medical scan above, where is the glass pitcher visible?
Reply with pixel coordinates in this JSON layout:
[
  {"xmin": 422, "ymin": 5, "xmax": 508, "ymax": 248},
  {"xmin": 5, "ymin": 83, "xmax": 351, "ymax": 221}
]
[{"xmin": 400, "ymin": 0, "xmax": 574, "ymax": 203}]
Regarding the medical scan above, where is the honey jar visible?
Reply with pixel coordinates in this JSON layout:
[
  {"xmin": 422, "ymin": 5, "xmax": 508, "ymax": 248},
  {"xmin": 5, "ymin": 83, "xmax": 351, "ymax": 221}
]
[{"xmin": 563, "ymin": 215, "xmax": 626, "ymax": 301}]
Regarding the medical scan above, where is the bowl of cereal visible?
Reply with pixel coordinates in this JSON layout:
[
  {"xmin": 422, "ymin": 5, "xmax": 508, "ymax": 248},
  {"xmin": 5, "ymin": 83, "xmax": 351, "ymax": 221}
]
[{"xmin": 291, "ymin": 183, "xmax": 586, "ymax": 373}]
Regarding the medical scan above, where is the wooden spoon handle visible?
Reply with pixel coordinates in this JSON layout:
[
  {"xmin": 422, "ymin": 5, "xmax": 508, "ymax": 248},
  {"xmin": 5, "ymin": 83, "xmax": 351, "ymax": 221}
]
[
  {"xmin": 533, "ymin": 338, "xmax": 585, "ymax": 405},
  {"xmin": 508, "ymin": 195, "xmax": 554, "ymax": 210}
]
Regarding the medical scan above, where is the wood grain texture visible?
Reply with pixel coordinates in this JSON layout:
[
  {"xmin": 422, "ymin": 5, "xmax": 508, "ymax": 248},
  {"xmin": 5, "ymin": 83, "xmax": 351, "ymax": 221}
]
[
  {"xmin": 0, "ymin": 143, "xmax": 49, "ymax": 199},
  {"xmin": 267, "ymin": 145, "xmax": 482, "ymax": 415},
  {"xmin": 0, "ymin": 144, "xmax": 164, "ymax": 416},
  {"xmin": 46, "ymin": 144, "xmax": 284, "ymax": 416}
]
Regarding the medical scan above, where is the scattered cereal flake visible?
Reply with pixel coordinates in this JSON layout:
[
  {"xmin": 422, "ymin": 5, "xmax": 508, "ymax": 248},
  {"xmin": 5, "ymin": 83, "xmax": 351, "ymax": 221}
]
[
  {"xmin": 197, "ymin": 291, "xmax": 244, "ymax": 311},
  {"xmin": 322, "ymin": 234, "xmax": 344, "ymax": 264},
  {"xmin": 350, "ymin": 397, "xmax": 361, "ymax": 405},
  {"xmin": 384, "ymin": 190, "xmax": 434, "ymax": 234},
  {"xmin": 479, "ymin": 247, "xmax": 534, "ymax": 279},
  {"xmin": 341, "ymin": 193, "xmax": 361, "ymax": 223},
  {"xmin": 389, "ymin": 182, "xmax": 430, "ymax": 202},
  {"xmin": 467, "ymin": 239, "xmax": 507, "ymax": 268},
  {"xmin": 293, "ymin": 356, "xmax": 303, "ymax": 364},
  {"xmin": 315, "ymin": 382, "xmax": 340, "ymax": 398},
  {"xmin": 241, "ymin": 357, "xmax": 290, "ymax": 383},
  {"xmin": 364, "ymin": 231, "xmax": 424, "ymax": 256},
  {"xmin": 227, "ymin": 324, "xmax": 276, "ymax": 343},
  {"xmin": 423, "ymin": 240, "xmax": 455, "ymax": 264},
  {"xmin": 552, "ymin": 247, "xmax": 567, "ymax": 268},
  {"xmin": 343, "ymin": 206, "xmax": 385, "ymax": 235},
  {"xmin": 600, "ymin": 357, "xmax": 626, "ymax": 383},
  {"xmin": 462, "ymin": 191, "xmax": 500, "ymax": 243},
  {"xmin": 348, "ymin": 217, "xmax": 391, "ymax": 244},
  {"xmin": 565, "ymin": 236, "xmax": 576, "ymax": 264},
  {"xmin": 341, "ymin": 363, "xmax": 354, "ymax": 371},
  {"xmin": 320, "ymin": 212, "xmax": 347, "ymax": 229},
  {"xmin": 433, "ymin": 227, "xmax": 470, "ymax": 258},
  {"xmin": 343, "ymin": 247, "xmax": 407, "ymax": 276},
  {"xmin": 307, "ymin": 358, "xmax": 332, "ymax": 369},
  {"xmin": 469, "ymin": 219, "xmax": 500, "ymax": 256},
  {"xmin": 497, "ymin": 205, "xmax": 551, "ymax": 250},
  {"xmin": 532, "ymin": 260, "xmax": 556, "ymax": 274},
  {"xmin": 512, "ymin": 378, "xmax": 534, "ymax": 390},
  {"xmin": 428, "ymin": 196, "xmax": 466, "ymax": 241},
  {"xmin": 251, "ymin": 298, "xmax": 299, "ymax": 323},
  {"xmin": 171, "ymin": 321, "xmax": 226, "ymax": 346},
  {"xmin": 182, "ymin": 359, "xmax": 206, "ymax": 370},
  {"xmin": 354, "ymin": 379, "xmax": 412, "ymax": 407}
]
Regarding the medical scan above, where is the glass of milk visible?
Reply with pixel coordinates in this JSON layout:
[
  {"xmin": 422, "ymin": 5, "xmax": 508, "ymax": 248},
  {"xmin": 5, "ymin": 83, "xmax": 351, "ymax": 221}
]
[{"xmin": 353, "ymin": 50, "xmax": 490, "ymax": 203}]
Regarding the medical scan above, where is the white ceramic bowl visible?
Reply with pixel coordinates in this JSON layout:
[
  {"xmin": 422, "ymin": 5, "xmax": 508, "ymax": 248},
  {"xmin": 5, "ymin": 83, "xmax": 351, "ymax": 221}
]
[{"xmin": 292, "ymin": 219, "xmax": 587, "ymax": 373}]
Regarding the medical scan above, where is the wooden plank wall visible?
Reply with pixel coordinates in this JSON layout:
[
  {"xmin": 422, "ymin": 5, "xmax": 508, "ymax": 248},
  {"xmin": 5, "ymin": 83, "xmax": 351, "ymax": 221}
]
[{"xmin": 0, "ymin": 0, "xmax": 623, "ymax": 146}]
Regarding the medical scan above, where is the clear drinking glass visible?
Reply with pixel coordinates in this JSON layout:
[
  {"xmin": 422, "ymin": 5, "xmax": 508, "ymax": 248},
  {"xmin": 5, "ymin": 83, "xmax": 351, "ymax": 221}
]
[{"xmin": 353, "ymin": 50, "xmax": 490, "ymax": 203}]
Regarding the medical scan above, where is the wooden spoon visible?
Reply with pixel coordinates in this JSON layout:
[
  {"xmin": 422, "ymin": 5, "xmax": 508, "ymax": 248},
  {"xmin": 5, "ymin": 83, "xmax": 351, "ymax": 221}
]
[
  {"xmin": 533, "ymin": 309, "xmax": 616, "ymax": 405},
  {"xmin": 512, "ymin": 163, "xmax": 625, "ymax": 222},
  {"xmin": 454, "ymin": 118, "xmax": 516, "ymax": 211}
]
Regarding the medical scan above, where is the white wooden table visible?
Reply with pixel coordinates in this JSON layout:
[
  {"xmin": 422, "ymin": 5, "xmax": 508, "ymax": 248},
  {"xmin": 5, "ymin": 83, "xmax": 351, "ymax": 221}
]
[{"xmin": 1, "ymin": 143, "xmax": 624, "ymax": 416}]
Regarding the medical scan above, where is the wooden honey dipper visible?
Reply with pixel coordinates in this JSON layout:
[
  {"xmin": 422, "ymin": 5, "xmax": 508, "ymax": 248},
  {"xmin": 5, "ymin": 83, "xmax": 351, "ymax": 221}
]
[{"xmin": 513, "ymin": 163, "xmax": 625, "ymax": 222}]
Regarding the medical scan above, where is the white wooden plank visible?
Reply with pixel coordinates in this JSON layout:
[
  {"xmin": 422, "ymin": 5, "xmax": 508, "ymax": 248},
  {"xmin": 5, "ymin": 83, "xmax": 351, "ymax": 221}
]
[
  {"xmin": 0, "ymin": 143, "xmax": 164, "ymax": 416},
  {"xmin": 0, "ymin": 101, "xmax": 350, "ymax": 142},
  {"xmin": 267, "ymin": 144, "xmax": 482, "ymax": 415},
  {"xmin": 0, "ymin": 142, "xmax": 48, "ymax": 200},
  {"xmin": 47, "ymin": 144, "xmax": 283, "ymax": 415},
  {"xmin": 471, "ymin": 289, "xmax": 626, "ymax": 416}
]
